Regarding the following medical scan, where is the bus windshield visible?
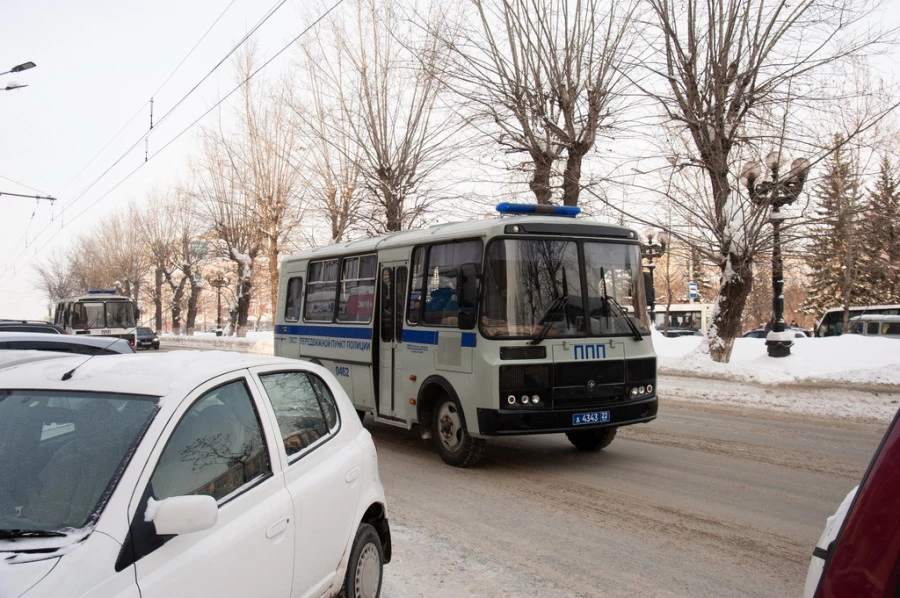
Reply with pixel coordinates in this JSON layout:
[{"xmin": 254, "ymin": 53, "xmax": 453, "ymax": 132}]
[
  {"xmin": 480, "ymin": 238, "xmax": 647, "ymax": 339},
  {"xmin": 71, "ymin": 300, "xmax": 136, "ymax": 330}
]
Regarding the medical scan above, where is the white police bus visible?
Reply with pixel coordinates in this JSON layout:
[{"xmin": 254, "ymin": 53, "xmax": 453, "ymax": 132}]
[
  {"xmin": 53, "ymin": 291, "xmax": 137, "ymax": 341},
  {"xmin": 275, "ymin": 204, "xmax": 658, "ymax": 466}
]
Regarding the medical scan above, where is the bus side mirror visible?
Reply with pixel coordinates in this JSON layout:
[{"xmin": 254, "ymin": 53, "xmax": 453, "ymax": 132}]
[{"xmin": 457, "ymin": 263, "xmax": 478, "ymax": 330}]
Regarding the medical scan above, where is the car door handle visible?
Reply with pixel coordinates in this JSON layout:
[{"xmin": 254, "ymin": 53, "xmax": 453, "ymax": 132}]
[
  {"xmin": 266, "ymin": 516, "xmax": 290, "ymax": 539},
  {"xmin": 345, "ymin": 467, "xmax": 360, "ymax": 484}
]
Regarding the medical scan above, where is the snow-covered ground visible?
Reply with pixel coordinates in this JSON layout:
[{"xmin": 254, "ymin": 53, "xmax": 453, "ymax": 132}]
[{"xmin": 164, "ymin": 328, "xmax": 900, "ymax": 422}]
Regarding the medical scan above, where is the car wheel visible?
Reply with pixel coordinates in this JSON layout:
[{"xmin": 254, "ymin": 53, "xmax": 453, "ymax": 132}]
[
  {"xmin": 152, "ymin": 345, "xmax": 159, "ymax": 350},
  {"xmin": 433, "ymin": 395, "xmax": 485, "ymax": 467},
  {"xmin": 342, "ymin": 523, "xmax": 383, "ymax": 598},
  {"xmin": 565, "ymin": 427, "xmax": 617, "ymax": 451}
]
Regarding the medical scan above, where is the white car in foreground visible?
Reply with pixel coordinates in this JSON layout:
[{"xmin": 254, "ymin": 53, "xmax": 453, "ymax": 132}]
[{"xmin": 0, "ymin": 351, "xmax": 390, "ymax": 598}]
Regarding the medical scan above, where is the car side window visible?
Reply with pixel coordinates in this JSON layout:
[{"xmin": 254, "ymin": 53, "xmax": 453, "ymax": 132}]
[
  {"xmin": 150, "ymin": 380, "xmax": 270, "ymax": 502},
  {"xmin": 258, "ymin": 371, "xmax": 340, "ymax": 459}
]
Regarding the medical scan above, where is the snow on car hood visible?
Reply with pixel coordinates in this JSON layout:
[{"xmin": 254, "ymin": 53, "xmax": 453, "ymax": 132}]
[{"xmin": 0, "ymin": 528, "xmax": 91, "ymax": 596}]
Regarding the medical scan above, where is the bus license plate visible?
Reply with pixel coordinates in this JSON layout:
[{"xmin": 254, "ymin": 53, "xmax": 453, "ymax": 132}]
[{"xmin": 573, "ymin": 411, "xmax": 610, "ymax": 426}]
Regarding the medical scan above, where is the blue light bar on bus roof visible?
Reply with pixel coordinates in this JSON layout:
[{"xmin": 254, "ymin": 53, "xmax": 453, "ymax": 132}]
[
  {"xmin": 496, "ymin": 203, "xmax": 581, "ymax": 217},
  {"xmin": 87, "ymin": 289, "xmax": 117, "ymax": 294}
]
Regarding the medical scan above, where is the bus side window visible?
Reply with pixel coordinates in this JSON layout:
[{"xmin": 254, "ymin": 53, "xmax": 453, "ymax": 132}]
[
  {"xmin": 407, "ymin": 247, "xmax": 425, "ymax": 325},
  {"xmin": 283, "ymin": 277, "xmax": 303, "ymax": 323},
  {"xmin": 338, "ymin": 255, "xmax": 376, "ymax": 323},
  {"xmin": 305, "ymin": 259, "xmax": 338, "ymax": 322}
]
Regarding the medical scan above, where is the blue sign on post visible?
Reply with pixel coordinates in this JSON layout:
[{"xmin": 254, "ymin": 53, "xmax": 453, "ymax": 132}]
[{"xmin": 688, "ymin": 281, "xmax": 699, "ymax": 299}]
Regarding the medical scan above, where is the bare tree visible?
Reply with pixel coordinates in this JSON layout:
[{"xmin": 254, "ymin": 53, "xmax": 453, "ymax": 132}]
[
  {"xmin": 136, "ymin": 190, "xmax": 179, "ymax": 332},
  {"xmin": 137, "ymin": 189, "xmax": 208, "ymax": 335},
  {"xmin": 33, "ymin": 252, "xmax": 78, "ymax": 315},
  {"xmin": 192, "ymin": 130, "xmax": 262, "ymax": 338},
  {"xmin": 67, "ymin": 208, "xmax": 148, "ymax": 311},
  {"xmin": 437, "ymin": 0, "xmax": 638, "ymax": 206},
  {"xmin": 233, "ymin": 52, "xmax": 306, "ymax": 318},
  {"xmin": 637, "ymin": 0, "xmax": 898, "ymax": 361},
  {"xmin": 339, "ymin": 0, "xmax": 459, "ymax": 232},
  {"xmin": 294, "ymin": 33, "xmax": 366, "ymax": 243}
]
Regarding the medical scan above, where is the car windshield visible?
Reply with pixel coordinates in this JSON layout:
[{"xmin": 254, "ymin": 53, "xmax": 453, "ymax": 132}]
[
  {"xmin": 137, "ymin": 327, "xmax": 153, "ymax": 335},
  {"xmin": 480, "ymin": 238, "xmax": 648, "ymax": 339},
  {"xmin": 0, "ymin": 391, "xmax": 158, "ymax": 532}
]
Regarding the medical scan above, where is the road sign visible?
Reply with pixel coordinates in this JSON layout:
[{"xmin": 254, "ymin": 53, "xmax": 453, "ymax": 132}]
[{"xmin": 688, "ymin": 281, "xmax": 699, "ymax": 299}]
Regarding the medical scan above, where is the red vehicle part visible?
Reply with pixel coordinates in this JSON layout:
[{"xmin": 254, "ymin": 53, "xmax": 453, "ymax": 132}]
[{"xmin": 814, "ymin": 408, "xmax": 900, "ymax": 596}]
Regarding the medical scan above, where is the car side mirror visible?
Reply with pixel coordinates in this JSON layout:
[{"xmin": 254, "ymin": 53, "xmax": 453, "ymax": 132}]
[{"xmin": 150, "ymin": 495, "xmax": 218, "ymax": 535}]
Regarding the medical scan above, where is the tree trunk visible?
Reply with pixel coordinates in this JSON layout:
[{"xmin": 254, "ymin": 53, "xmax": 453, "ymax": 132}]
[
  {"xmin": 708, "ymin": 251, "xmax": 754, "ymax": 362},
  {"xmin": 154, "ymin": 268, "xmax": 163, "ymax": 332},
  {"xmin": 530, "ymin": 151, "xmax": 554, "ymax": 205},
  {"xmin": 561, "ymin": 147, "xmax": 586, "ymax": 207}
]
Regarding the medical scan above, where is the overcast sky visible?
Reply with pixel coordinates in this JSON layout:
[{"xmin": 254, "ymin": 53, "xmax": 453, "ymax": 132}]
[
  {"xmin": 0, "ymin": 0, "xmax": 315, "ymax": 319},
  {"xmin": 1, "ymin": 0, "xmax": 899, "ymax": 321}
]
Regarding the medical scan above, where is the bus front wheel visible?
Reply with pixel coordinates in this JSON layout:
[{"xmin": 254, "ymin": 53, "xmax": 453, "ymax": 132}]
[
  {"xmin": 433, "ymin": 396, "xmax": 485, "ymax": 467},
  {"xmin": 566, "ymin": 427, "xmax": 617, "ymax": 451}
]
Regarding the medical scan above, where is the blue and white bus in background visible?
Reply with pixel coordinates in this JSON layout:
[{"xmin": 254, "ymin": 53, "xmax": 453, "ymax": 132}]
[
  {"xmin": 53, "ymin": 291, "xmax": 138, "ymax": 341},
  {"xmin": 275, "ymin": 204, "xmax": 658, "ymax": 466}
]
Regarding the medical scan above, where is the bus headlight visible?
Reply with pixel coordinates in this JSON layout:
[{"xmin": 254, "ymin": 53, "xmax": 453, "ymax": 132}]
[
  {"xmin": 629, "ymin": 385, "xmax": 655, "ymax": 399},
  {"xmin": 507, "ymin": 395, "xmax": 517, "ymax": 405},
  {"xmin": 531, "ymin": 395, "xmax": 540, "ymax": 404}
]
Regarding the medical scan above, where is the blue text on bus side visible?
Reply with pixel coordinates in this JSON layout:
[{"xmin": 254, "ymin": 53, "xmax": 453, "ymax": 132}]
[{"xmin": 573, "ymin": 344, "xmax": 607, "ymax": 360}]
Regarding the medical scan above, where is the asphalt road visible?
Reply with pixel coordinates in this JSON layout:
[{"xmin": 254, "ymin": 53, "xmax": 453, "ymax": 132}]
[{"xmin": 374, "ymin": 398, "xmax": 889, "ymax": 597}]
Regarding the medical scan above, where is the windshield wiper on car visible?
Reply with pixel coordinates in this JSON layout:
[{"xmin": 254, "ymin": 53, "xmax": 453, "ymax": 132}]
[{"xmin": 0, "ymin": 529, "xmax": 67, "ymax": 539}]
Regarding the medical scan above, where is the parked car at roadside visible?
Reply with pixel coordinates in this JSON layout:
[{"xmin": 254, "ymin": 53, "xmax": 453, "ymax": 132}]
[
  {"xmin": 0, "ymin": 320, "xmax": 65, "ymax": 334},
  {"xmin": 0, "ymin": 350, "xmax": 391, "ymax": 598},
  {"xmin": 742, "ymin": 327, "xmax": 811, "ymax": 339},
  {"xmin": 804, "ymin": 406, "xmax": 900, "ymax": 596},
  {"xmin": 134, "ymin": 326, "xmax": 160, "ymax": 350},
  {"xmin": 0, "ymin": 331, "xmax": 134, "ymax": 355}
]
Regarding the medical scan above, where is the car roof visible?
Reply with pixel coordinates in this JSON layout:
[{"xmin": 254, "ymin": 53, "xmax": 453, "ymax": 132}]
[
  {"xmin": 0, "ymin": 331, "xmax": 133, "ymax": 353},
  {"xmin": 0, "ymin": 350, "xmax": 306, "ymax": 405},
  {"xmin": 0, "ymin": 349, "xmax": 77, "ymax": 370},
  {"xmin": 0, "ymin": 321, "xmax": 64, "ymax": 333},
  {"xmin": 850, "ymin": 314, "xmax": 900, "ymax": 322}
]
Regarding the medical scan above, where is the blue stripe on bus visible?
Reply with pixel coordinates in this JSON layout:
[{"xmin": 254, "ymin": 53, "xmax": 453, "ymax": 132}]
[
  {"xmin": 276, "ymin": 324, "xmax": 475, "ymax": 347},
  {"xmin": 275, "ymin": 325, "xmax": 372, "ymax": 340},
  {"xmin": 402, "ymin": 329, "xmax": 477, "ymax": 348}
]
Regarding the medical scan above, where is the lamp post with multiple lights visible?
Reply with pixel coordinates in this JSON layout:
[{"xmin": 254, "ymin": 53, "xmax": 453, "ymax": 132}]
[
  {"xmin": 1, "ymin": 61, "xmax": 36, "ymax": 91},
  {"xmin": 641, "ymin": 229, "xmax": 668, "ymax": 322},
  {"xmin": 208, "ymin": 272, "xmax": 230, "ymax": 330},
  {"xmin": 740, "ymin": 151, "xmax": 811, "ymax": 357}
]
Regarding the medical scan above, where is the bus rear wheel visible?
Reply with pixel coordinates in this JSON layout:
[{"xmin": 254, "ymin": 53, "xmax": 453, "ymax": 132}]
[
  {"xmin": 433, "ymin": 396, "xmax": 485, "ymax": 467},
  {"xmin": 566, "ymin": 427, "xmax": 617, "ymax": 451}
]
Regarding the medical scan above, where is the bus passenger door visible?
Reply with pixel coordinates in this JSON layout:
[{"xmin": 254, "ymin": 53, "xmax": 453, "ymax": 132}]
[{"xmin": 377, "ymin": 264, "xmax": 406, "ymax": 418}]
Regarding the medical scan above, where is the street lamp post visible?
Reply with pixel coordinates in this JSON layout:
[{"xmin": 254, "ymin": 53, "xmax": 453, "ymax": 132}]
[
  {"xmin": 641, "ymin": 230, "xmax": 669, "ymax": 324},
  {"xmin": 208, "ymin": 273, "xmax": 230, "ymax": 330},
  {"xmin": 1, "ymin": 61, "xmax": 36, "ymax": 91},
  {"xmin": 741, "ymin": 152, "xmax": 811, "ymax": 358}
]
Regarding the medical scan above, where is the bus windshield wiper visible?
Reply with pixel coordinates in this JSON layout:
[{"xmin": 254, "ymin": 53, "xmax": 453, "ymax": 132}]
[
  {"xmin": 598, "ymin": 267, "xmax": 642, "ymax": 341},
  {"xmin": 531, "ymin": 267, "xmax": 569, "ymax": 345},
  {"xmin": 530, "ymin": 295, "xmax": 568, "ymax": 345},
  {"xmin": 0, "ymin": 529, "xmax": 67, "ymax": 539},
  {"xmin": 605, "ymin": 296, "xmax": 643, "ymax": 341}
]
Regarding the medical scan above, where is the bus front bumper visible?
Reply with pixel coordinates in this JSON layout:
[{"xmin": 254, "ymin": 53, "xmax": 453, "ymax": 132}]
[{"xmin": 475, "ymin": 396, "xmax": 658, "ymax": 436}]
